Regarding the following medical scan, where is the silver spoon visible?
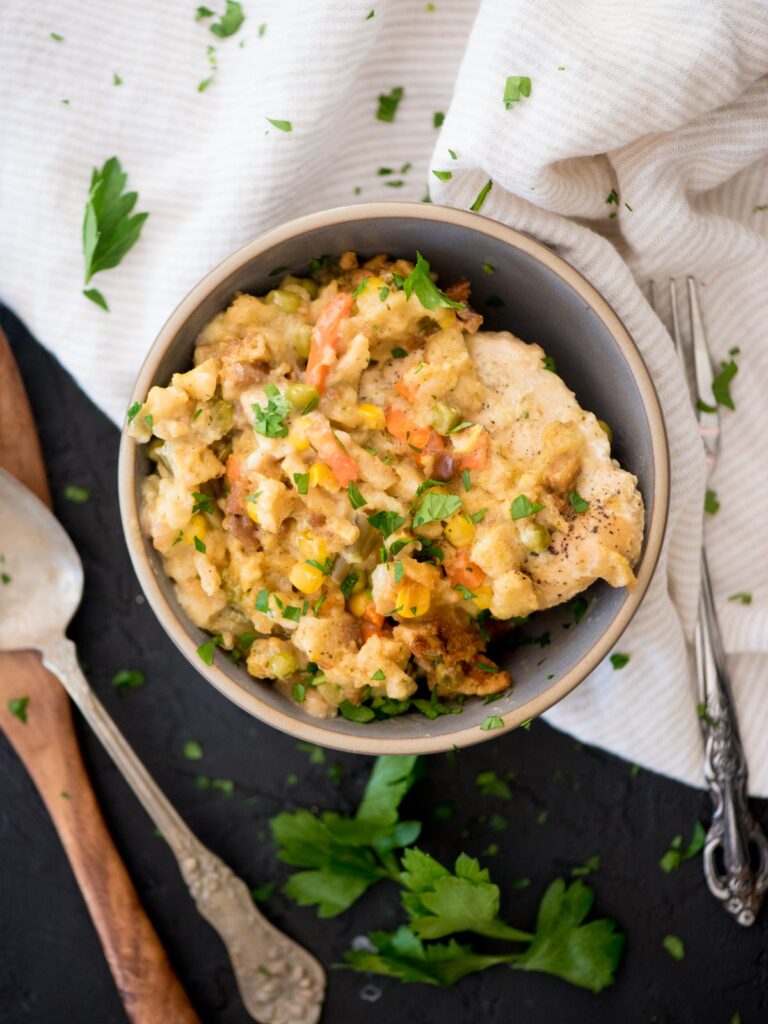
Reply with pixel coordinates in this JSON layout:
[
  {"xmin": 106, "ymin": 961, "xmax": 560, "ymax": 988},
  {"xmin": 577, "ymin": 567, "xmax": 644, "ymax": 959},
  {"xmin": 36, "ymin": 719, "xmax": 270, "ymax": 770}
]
[{"xmin": 0, "ymin": 467, "xmax": 325, "ymax": 1024}]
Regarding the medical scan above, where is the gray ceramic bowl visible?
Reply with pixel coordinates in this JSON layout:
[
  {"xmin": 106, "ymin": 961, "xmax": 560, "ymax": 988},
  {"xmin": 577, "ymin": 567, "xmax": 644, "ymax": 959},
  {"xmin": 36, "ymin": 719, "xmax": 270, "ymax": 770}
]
[{"xmin": 118, "ymin": 203, "xmax": 669, "ymax": 754}]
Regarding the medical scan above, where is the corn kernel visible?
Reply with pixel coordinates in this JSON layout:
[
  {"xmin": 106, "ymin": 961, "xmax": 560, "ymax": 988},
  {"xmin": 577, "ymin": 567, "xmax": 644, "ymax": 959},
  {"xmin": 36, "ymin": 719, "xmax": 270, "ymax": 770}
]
[
  {"xmin": 289, "ymin": 562, "xmax": 325, "ymax": 595},
  {"xmin": 357, "ymin": 403, "xmax": 385, "ymax": 430},
  {"xmin": 434, "ymin": 307, "xmax": 457, "ymax": 329},
  {"xmin": 396, "ymin": 583, "xmax": 431, "ymax": 618},
  {"xmin": 183, "ymin": 513, "xmax": 208, "ymax": 545},
  {"xmin": 308, "ymin": 462, "xmax": 339, "ymax": 492},
  {"xmin": 288, "ymin": 421, "xmax": 310, "ymax": 451},
  {"xmin": 349, "ymin": 589, "xmax": 373, "ymax": 617},
  {"xmin": 472, "ymin": 585, "xmax": 493, "ymax": 611},
  {"xmin": 297, "ymin": 531, "xmax": 328, "ymax": 562},
  {"xmin": 444, "ymin": 513, "xmax": 476, "ymax": 548},
  {"xmin": 245, "ymin": 500, "xmax": 259, "ymax": 524}
]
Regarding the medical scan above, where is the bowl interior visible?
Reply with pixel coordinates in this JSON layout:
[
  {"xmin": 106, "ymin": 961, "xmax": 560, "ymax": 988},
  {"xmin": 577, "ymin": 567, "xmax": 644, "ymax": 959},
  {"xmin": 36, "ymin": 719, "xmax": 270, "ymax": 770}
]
[{"xmin": 121, "ymin": 207, "xmax": 665, "ymax": 752}]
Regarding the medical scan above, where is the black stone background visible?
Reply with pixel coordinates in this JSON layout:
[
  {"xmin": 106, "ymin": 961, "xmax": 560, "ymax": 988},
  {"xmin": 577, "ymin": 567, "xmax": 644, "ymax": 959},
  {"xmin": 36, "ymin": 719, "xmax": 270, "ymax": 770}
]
[{"xmin": 0, "ymin": 303, "xmax": 766, "ymax": 1024}]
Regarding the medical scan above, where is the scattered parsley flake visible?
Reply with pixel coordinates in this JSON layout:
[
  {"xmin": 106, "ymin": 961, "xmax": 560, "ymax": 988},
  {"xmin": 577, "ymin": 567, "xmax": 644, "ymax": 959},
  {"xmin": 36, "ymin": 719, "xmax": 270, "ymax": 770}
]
[
  {"xmin": 376, "ymin": 86, "xmax": 404, "ymax": 123},
  {"xmin": 711, "ymin": 359, "xmax": 738, "ymax": 410},
  {"xmin": 193, "ymin": 535, "xmax": 206, "ymax": 553},
  {"xmin": 403, "ymin": 252, "xmax": 463, "ymax": 311},
  {"xmin": 662, "ymin": 934, "xmax": 685, "ymax": 961},
  {"xmin": 610, "ymin": 652, "xmax": 630, "ymax": 670},
  {"xmin": 659, "ymin": 822, "xmax": 705, "ymax": 873},
  {"xmin": 352, "ymin": 277, "xmax": 369, "ymax": 299},
  {"xmin": 198, "ymin": 76, "xmax": 214, "ymax": 92},
  {"xmin": 481, "ymin": 715, "xmax": 504, "ymax": 730},
  {"xmin": 570, "ymin": 597, "xmax": 588, "ymax": 624},
  {"xmin": 379, "ymin": 286, "xmax": 390, "ymax": 301},
  {"xmin": 432, "ymin": 170, "xmax": 452, "ymax": 181},
  {"xmin": 253, "ymin": 384, "xmax": 290, "ymax": 437},
  {"xmin": 191, "ymin": 491, "xmax": 214, "ymax": 514},
  {"xmin": 8, "ymin": 697, "xmax": 29, "ymax": 723},
  {"xmin": 391, "ymin": 346, "xmax": 408, "ymax": 359},
  {"xmin": 511, "ymin": 495, "xmax": 543, "ymax": 520},
  {"xmin": 366, "ymin": 9, "xmax": 375, "ymax": 18},
  {"xmin": 455, "ymin": 584, "xmax": 475, "ymax": 600},
  {"xmin": 503, "ymin": 75, "xmax": 531, "ymax": 109},
  {"xmin": 470, "ymin": 179, "xmax": 493, "ymax": 212},
  {"xmin": 482, "ymin": 262, "xmax": 495, "ymax": 274},
  {"xmin": 433, "ymin": 111, "xmax": 445, "ymax": 128},
  {"xmin": 197, "ymin": 635, "xmax": 222, "ymax": 665},
  {"xmin": 727, "ymin": 592, "xmax": 752, "ymax": 604},
  {"xmin": 267, "ymin": 118, "xmax": 292, "ymax": 132},
  {"xmin": 371, "ymin": 669, "xmax": 386, "ymax": 681},
  {"xmin": 207, "ymin": 0, "xmax": 245, "ymax": 37},
  {"xmin": 50, "ymin": 32, "xmax": 64, "ymax": 42},
  {"xmin": 339, "ymin": 700, "xmax": 376, "ymax": 723},
  {"xmin": 568, "ymin": 490, "xmax": 589, "ymax": 514},
  {"xmin": 0, "ymin": 572, "xmax": 11, "ymax": 585},
  {"xmin": 606, "ymin": 189, "xmax": 619, "ymax": 205},
  {"xmin": 340, "ymin": 572, "xmax": 360, "ymax": 599},
  {"xmin": 541, "ymin": 354, "xmax": 557, "ymax": 373},
  {"xmin": 294, "ymin": 472, "xmax": 309, "ymax": 495},
  {"xmin": 704, "ymin": 489, "xmax": 719, "ymax": 515},
  {"xmin": 83, "ymin": 288, "xmax": 109, "ymax": 311},
  {"xmin": 112, "ymin": 669, "xmax": 145, "ymax": 692},
  {"xmin": 184, "ymin": 739, "xmax": 204, "ymax": 760},
  {"xmin": 64, "ymin": 485, "xmax": 91, "ymax": 503},
  {"xmin": 461, "ymin": 469, "xmax": 471, "ymax": 491}
]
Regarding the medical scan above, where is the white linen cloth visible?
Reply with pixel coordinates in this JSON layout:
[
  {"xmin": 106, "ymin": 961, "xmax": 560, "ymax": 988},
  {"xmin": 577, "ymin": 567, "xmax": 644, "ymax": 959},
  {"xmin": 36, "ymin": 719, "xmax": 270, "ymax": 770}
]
[{"xmin": 2, "ymin": 0, "xmax": 767, "ymax": 793}]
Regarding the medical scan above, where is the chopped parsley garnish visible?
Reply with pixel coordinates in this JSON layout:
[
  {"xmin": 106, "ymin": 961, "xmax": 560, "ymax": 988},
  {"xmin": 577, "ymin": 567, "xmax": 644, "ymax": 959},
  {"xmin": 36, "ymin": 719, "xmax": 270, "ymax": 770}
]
[
  {"xmin": 191, "ymin": 491, "xmax": 214, "ymax": 514},
  {"xmin": 662, "ymin": 935, "xmax": 685, "ymax": 961},
  {"xmin": 461, "ymin": 469, "xmax": 471, "ymax": 492},
  {"xmin": 476, "ymin": 770, "xmax": 513, "ymax": 798},
  {"xmin": 306, "ymin": 557, "xmax": 334, "ymax": 575},
  {"xmin": 376, "ymin": 86, "xmax": 404, "ymax": 123},
  {"xmin": 403, "ymin": 252, "xmax": 464, "ymax": 311},
  {"xmin": 371, "ymin": 669, "xmax": 386, "ymax": 681},
  {"xmin": 339, "ymin": 700, "xmax": 376, "ymax": 723},
  {"xmin": 64, "ymin": 485, "xmax": 91, "ymax": 503},
  {"xmin": 352, "ymin": 277, "xmax": 369, "ymax": 298},
  {"xmin": 470, "ymin": 179, "xmax": 493, "ymax": 212},
  {"xmin": 727, "ymin": 592, "xmax": 752, "ymax": 604},
  {"xmin": 245, "ymin": 491, "xmax": 261, "ymax": 503},
  {"xmin": 503, "ymin": 75, "xmax": 531, "ymax": 109},
  {"xmin": 193, "ymin": 536, "xmax": 206, "ymax": 553},
  {"xmin": 704, "ymin": 489, "xmax": 719, "ymax": 514},
  {"xmin": 482, "ymin": 262, "xmax": 495, "ymax": 274},
  {"xmin": 366, "ymin": 9, "xmax": 375, "ymax": 18},
  {"xmin": 468, "ymin": 508, "xmax": 488, "ymax": 524},
  {"xmin": 511, "ymin": 495, "xmax": 543, "ymax": 520},
  {"xmin": 412, "ymin": 492, "xmax": 461, "ymax": 527},
  {"xmin": 391, "ymin": 346, "xmax": 408, "ymax": 359},
  {"xmin": 568, "ymin": 490, "xmax": 589, "ymax": 513},
  {"xmin": 144, "ymin": 414, "xmax": 154, "ymax": 429},
  {"xmin": 196, "ymin": 5, "xmax": 215, "ymax": 19},
  {"xmin": 393, "ymin": 561, "xmax": 404, "ymax": 583},
  {"xmin": 8, "ymin": 697, "xmax": 30, "ymax": 723},
  {"xmin": 711, "ymin": 359, "xmax": 738, "ymax": 410},
  {"xmin": 51, "ymin": 32, "xmax": 64, "ymax": 41},
  {"xmin": 433, "ymin": 111, "xmax": 445, "ymax": 127},
  {"xmin": 541, "ymin": 354, "xmax": 557, "ymax": 373},
  {"xmin": 84, "ymin": 288, "xmax": 109, "ymax": 311},
  {"xmin": 196, "ymin": 636, "xmax": 222, "ymax": 664},
  {"xmin": 294, "ymin": 472, "xmax": 309, "ymax": 495},
  {"xmin": 282, "ymin": 604, "xmax": 304, "ymax": 622},
  {"xmin": 314, "ymin": 593, "xmax": 327, "ymax": 616},
  {"xmin": 112, "ymin": 669, "xmax": 145, "ymax": 692},
  {"xmin": 474, "ymin": 661, "xmax": 501, "ymax": 673},
  {"xmin": 253, "ymin": 383, "xmax": 290, "ymax": 437},
  {"xmin": 1, "ymin": 573, "xmax": 11, "ymax": 585},
  {"xmin": 481, "ymin": 715, "xmax": 504, "ymax": 730},
  {"xmin": 416, "ymin": 537, "xmax": 444, "ymax": 563},
  {"xmin": 659, "ymin": 822, "xmax": 705, "ymax": 873},
  {"xmin": 606, "ymin": 189, "xmax": 619, "ymax": 205},
  {"xmin": 340, "ymin": 571, "xmax": 360, "ymax": 599},
  {"xmin": 205, "ymin": 1, "xmax": 245, "ymax": 37},
  {"xmin": 610, "ymin": 652, "xmax": 630, "ymax": 670},
  {"xmin": 82, "ymin": 157, "xmax": 149, "ymax": 310},
  {"xmin": 432, "ymin": 170, "xmax": 452, "ymax": 181},
  {"xmin": 570, "ymin": 597, "xmax": 588, "ymax": 623},
  {"xmin": 183, "ymin": 739, "xmax": 204, "ymax": 760},
  {"xmin": 447, "ymin": 420, "xmax": 473, "ymax": 434},
  {"xmin": 367, "ymin": 510, "xmax": 407, "ymax": 538},
  {"xmin": 266, "ymin": 118, "xmax": 292, "ymax": 132},
  {"xmin": 455, "ymin": 584, "xmax": 475, "ymax": 600},
  {"xmin": 126, "ymin": 401, "xmax": 142, "ymax": 422}
]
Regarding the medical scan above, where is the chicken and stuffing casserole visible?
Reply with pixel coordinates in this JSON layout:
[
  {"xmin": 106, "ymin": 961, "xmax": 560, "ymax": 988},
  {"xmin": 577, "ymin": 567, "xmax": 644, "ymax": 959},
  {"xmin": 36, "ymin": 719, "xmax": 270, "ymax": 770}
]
[{"xmin": 128, "ymin": 251, "xmax": 644, "ymax": 722}]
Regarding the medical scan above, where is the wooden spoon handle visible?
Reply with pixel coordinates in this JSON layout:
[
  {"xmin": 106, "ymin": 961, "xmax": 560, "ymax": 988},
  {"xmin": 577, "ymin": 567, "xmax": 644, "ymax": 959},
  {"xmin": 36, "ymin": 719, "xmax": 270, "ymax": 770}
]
[
  {"xmin": 0, "ymin": 327, "xmax": 200, "ymax": 1023},
  {"xmin": 1, "ymin": 652, "xmax": 200, "ymax": 1023}
]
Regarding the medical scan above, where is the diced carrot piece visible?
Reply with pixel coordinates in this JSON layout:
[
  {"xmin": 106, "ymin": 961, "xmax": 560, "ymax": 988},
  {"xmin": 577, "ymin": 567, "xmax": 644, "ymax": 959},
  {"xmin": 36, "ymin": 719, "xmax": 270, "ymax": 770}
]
[
  {"xmin": 305, "ymin": 415, "xmax": 359, "ymax": 486},
  {"xmin": 306, "ymin": 292, "xmax": 352, "ymax": 393},
  {"xmin": 448, "ymin": 550, "xmax": 487, "ymax": 589},
  {"xmin": 396, "ymin": 378, "xmax": 417, "ymax": 402},
  {"xmin": 363, "ymin": 603, "xmax": 385, "ymax": 629},
  {"xmin": 361, "ymin": 619, "xmax": 391, "ymax": 642},
  {"xmin": 385, "ymin": 407, "xmax": 431, "ymax": 450},
  {"xmin": 225, "ymin": 453, "xmax": 242, "ymax": 483},
  {"xmin": 457, "ymin": 431, "xmax": 489, "ymax": 471}
]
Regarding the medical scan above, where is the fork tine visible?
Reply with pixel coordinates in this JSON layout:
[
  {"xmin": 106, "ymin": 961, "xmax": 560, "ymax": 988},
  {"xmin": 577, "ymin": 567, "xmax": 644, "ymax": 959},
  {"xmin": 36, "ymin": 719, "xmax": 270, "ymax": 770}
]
[
  {"xmin": 669, "ymin": 279, "xmax": 682, "ymax": 355},
  {"xmin": 687, "ymin": 277, "xmax": 714, "ymax": 408}
]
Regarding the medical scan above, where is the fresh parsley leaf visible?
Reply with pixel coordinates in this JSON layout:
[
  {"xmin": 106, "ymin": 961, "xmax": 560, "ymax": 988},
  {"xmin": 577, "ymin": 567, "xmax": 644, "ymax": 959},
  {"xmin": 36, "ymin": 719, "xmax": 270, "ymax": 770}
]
[
  {"xmin": 83, "ymin": 288, "xmax": 109, "ymax": 311},
  {"xmin": 606, "ymin": 189, "xmax": 619, "ymax": 205},
  {"xmin": 461, "ymin": 469, "xmax": 471, "ymax": 491},
  {"xmin": 371, "ymin": 669, "xmax": 386, "ymax": 681},
  {"xmin": 433, "ymin": 111, "xmax": 445, "ymax": 127},
  {"xmin": 83, "ymin": 157, "xmax": 148, "ymax": 295},
  {"xmin": 294, "ymin": 472, "xmax": 309, "ymax": 495},
  {"xmin": 367, "ymin": 510, "xmax": 406, "ymax": 538},
  {"xmin": 193, "ymin": 535, "xmax": 206, "ymax": 553},
  {"xmin": 255, "ymin": 589, "xmax": 270, "ymax": 613},
  {"xmin": 352, "ymin": 277, "xmax": 369, "ymax": 299},
  {"xmin": 402, "ymin": 252, "xmax": 464, "ymax": 311},
  {"xmin": 727, "ymin": 592, "xmax": 752, "ymax": 604},
  {"xmin": 112, "ymin": 669, "xmax": 145, "ymax": 692},
  {"xmin": 348, "ymin": 482, "xmax": 367, "ymax": 509},
  {"xmin": 474, "ymin": 661, "xmax": 500, "ymax": 673},
  {"xmin": 340, "ymin": 572, "xmax": 360, "ymax": 599},
  {"xmin": 711, "ymin": 359, "xmax": 738, "ymax": 410},
  {"xmin": 253, "ymin": 384, "xmax": 290, "ymax": 437},
  {"xmin": 568, "ymin": 490, "xmax": 589, "ymax": 513},
  {"xmin": 503, "ymin": 75, "xmax": 531, "ymax": 109},
  {"xmin": 468, "ymin": 508, "xmax": 487, "ymax": 524},
  {"xmin": 704, "ymin": 488, "xmax": 720, "ymax": 514},
  {"xmin": 659, "ymin": 822, "xmax": 705, "ymax": 873},
  {"xmin": 267, "ymin": 118, "xmax": 293, "ymax": 132},
  {"xmin": 480, "ymin": 716, "xmax": 504, "ymax": 731},
  {"xmin": 8, "ymin": 697, "xmax": 30, "ymax": 723},
  {"xmin": 183, "ymin": 739, "xmax": 204, "ymax": 760},
  {"xmin": 208, "ymin": 0, "xmax": 245, "ymax": 37},
  {"xmin": 339, "ymin": 701, "xmax": 376, "ymax": 723},
  {"xmin": 393, "ymin": 561, "xmax": 405, "ymax": 584},
  {"xmin": 126, "ymin": 401, "xmax": 142, "ymax": 422},
  {"xmin": 377, "ymin": 87, "xmax": 404, "ymax": 123},
  {"xmin": 610, "ymin": 652, "xmax": 630, "ymax": 670},
  {"xmin": 198, "ymin": 76, "xmax": 215, "ymax": 92},
  {"xmin": 197, "ymin": 635, "xmax": 222, "ymax": 665},
  {"xmin": 470, "ymin": 179, "xmax": 493, "ymax": 212},
  {"xmin": 432, "ymin": 170, "xmax": 452, "ymax": 181},
  {"xmin": 412, "ymin": 492, "xmax": 461, "ymax": 527},
  {"xmin": 64, "ymin": 485, "xmax": 91, "ymax": 503},
  {"xmin": 510, "ymin": 495, "xmax": 543, "ymax": 520},
  {"xmin": 515, "ymin": 878, "xmax": 625, "ymax": 991},
  {"xmin": 571, "ymin": 855, "xmax": 600, "ymax": 878},
  {"xmin": 196, "ymin": 5, "xmax": 215, "ymax": 18},
  {"xmin": 1, "ymin": 573, "xmax": 11, "ymax": 585},
  {"xmin": 366, "ymin": 9, "xmax": 375, "ymax": 19},
  {"xmin": 455, "ymin": 583, "xmax": 475, "ymax": 600}
]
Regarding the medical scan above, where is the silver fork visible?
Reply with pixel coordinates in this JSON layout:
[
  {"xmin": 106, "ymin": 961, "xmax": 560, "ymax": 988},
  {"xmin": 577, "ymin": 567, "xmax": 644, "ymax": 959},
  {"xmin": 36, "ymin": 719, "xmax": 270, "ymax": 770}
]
[{"xmin": 651, "ymin": 278, "xmax": 768, "ymax": 926}]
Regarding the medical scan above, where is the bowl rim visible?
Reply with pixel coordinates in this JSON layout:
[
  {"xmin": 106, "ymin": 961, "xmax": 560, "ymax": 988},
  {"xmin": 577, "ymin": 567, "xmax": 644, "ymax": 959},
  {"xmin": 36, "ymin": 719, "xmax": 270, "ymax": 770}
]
[{"xmin": 118, "ymin": 201, "xmax": 669, "ymax": 754}]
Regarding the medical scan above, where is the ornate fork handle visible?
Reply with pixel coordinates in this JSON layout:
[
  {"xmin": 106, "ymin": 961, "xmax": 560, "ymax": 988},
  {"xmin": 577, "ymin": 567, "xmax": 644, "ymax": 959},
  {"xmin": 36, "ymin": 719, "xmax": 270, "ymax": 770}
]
[
  {"xmin": 696, "ymin": 553, "xmax": 768, "ymax": 926},
  {"xmin": 41, "ymin": 636, "xmax": 325, "ymax": 1023}
]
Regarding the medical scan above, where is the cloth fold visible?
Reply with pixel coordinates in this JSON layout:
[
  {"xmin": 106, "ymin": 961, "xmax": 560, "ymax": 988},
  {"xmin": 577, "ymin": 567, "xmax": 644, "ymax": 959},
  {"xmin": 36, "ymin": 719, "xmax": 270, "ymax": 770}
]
[{"xmin": 2, "ymin": 0, "xmax": 767, "ymax": 791}]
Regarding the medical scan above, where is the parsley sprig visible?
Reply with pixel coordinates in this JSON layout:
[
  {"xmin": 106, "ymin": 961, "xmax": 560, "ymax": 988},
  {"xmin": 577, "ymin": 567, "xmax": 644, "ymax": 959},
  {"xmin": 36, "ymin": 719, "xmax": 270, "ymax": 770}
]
[{"xmin": 253, "ymin": 383, "xmax": 291, "ymax": 437}]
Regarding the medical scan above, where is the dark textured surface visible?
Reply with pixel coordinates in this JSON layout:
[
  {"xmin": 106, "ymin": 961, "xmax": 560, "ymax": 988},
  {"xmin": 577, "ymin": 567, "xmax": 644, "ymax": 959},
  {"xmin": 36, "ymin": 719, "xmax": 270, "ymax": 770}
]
[{"xmin": 0, "ymin": 302, "xmax": 766, "ymax": 1024}]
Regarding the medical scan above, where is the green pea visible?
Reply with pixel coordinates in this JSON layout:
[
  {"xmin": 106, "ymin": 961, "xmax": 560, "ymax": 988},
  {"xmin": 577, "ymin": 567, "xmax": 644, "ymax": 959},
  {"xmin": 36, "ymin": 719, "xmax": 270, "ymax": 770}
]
[
  {"xmin": 285, "ymin": 383, "xmax": 319, "ymax": 411},
  {"xmin": 289, "ymin": 323, "xmax": 313, "ymax": 359},
  {"xmin": 431, "ymin": 401, "xmax": 461, "ymax": 435}
]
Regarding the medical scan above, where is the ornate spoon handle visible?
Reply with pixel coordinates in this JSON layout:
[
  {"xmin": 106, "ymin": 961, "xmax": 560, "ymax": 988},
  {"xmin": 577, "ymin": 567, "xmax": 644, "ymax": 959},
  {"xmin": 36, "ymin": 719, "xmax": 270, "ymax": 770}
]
[
  {"xmin": 41, "ymin": 636, "xmax": 325, "ymax": 1023},
  {"xmin": 696, "ymin": 554, "xmax": 768, "ymax": 926}
]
